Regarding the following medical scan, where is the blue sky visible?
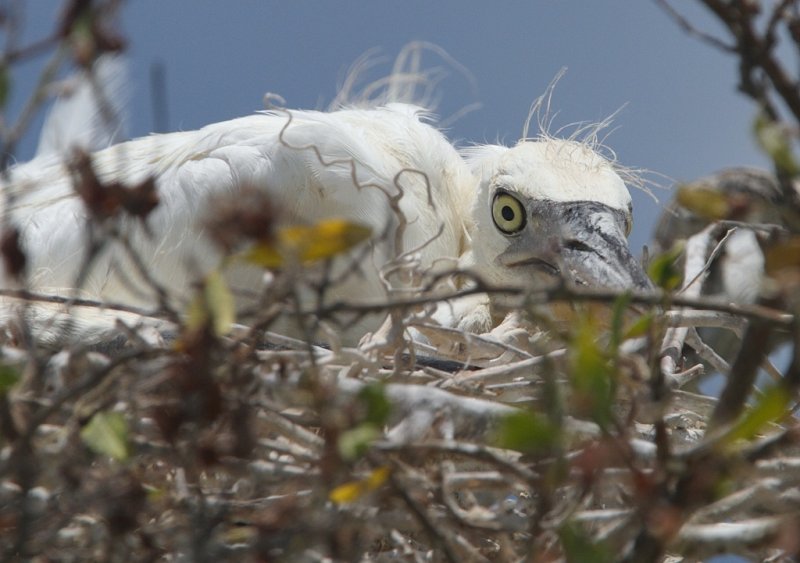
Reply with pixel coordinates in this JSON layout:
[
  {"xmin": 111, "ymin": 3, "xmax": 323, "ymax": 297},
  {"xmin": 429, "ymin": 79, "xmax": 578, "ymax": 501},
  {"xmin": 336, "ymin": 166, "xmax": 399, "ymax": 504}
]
[{"xmin": 9, "ymin": 2, "xmax": 769, "ymax": 253}]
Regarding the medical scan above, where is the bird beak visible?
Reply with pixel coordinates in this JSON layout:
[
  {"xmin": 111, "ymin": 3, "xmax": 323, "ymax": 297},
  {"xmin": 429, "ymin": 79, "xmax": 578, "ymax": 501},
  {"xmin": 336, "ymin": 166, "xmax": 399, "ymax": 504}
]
[
  {"xmin": 500, "ymin": 201, "xmax": 652, "ymax": 292},
  {"xmin": 559, "ymin": 226, "xmax": 653, "ymax": 291}
]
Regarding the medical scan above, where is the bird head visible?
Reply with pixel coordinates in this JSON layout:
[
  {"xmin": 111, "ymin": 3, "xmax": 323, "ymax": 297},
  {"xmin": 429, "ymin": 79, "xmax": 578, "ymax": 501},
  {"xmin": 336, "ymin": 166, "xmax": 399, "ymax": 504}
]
[{"xmin": 464, "ymin": 139, "xmax": 652, "ymax": 294}]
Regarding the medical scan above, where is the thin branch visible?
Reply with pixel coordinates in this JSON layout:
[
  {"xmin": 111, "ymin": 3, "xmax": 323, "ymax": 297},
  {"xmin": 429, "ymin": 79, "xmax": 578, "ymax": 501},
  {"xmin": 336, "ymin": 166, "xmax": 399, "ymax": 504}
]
[
  {"xmin": 654, "ymin": 0, "xmax": 736, "ymax": 52},
  {"xmin": 708, "ymin": 313, "xmax": 774, "ymax": 430}
]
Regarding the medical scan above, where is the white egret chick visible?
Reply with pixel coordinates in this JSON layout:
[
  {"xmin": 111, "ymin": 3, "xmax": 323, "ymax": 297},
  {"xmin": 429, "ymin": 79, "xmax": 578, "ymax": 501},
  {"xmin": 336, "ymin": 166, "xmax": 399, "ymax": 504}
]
[{"xmin": 1, "ymin": 102, "xmax": 650, "ymax": 344}]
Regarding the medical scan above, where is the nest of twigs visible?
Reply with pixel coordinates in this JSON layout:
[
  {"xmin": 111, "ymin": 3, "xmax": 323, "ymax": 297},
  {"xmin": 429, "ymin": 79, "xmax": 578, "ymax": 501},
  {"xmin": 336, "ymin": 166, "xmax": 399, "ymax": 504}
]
[{"xmin": 1, "ymin": 209, "xmax": 799, "ymax": 563}]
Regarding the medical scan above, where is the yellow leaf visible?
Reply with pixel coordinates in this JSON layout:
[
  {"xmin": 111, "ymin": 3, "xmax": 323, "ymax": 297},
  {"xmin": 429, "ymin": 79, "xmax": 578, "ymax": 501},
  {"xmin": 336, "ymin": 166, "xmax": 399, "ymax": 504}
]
[
  {"xmin": 186, "ymin": 270, "xmax": 235, "ymax": 336},
  {"xmin": 243, "ymin": 219, "xmax": 371, "ymax": 268},
  {"xmin": 287, "ymin": 219, "xmax": 372, "ymax": 262},
  {"xmin": 223, "ymin": 525, "xmax": 257, "ymax": 544},
  {"xmin": 204, "ymin": 270, "xmax": 235, "ymax": 336},
  {"xmin": 365, "ymin": 465, "xmax": 391, "ymax": 489},
  {"xmin": 81, "ymin": 411, "xmax": 130, "ymax": 461},
  {"xmin": 242, "ymin": 243, "xmax": 283, "ymax": 269},
  {"xmin": 329, "ymin": 466, "xmax": 391, "ymax": 505},
  {"xmin": 329, "ymin": 481, "xmax": 366, "ymax": 505},
  {"xmin": 676, "ymin": 185, "xmax": 730, "ymax": 221},
  {"xmin": 765, "ymin": 237, "xmax": 800, "ymax": 274}
]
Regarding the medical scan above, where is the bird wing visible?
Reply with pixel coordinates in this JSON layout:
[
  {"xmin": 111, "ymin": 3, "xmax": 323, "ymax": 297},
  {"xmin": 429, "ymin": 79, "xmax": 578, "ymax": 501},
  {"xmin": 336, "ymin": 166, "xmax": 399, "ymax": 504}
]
[{"xmin": 3, "ymin": 105, "xmax": 473, "ymax": 331}]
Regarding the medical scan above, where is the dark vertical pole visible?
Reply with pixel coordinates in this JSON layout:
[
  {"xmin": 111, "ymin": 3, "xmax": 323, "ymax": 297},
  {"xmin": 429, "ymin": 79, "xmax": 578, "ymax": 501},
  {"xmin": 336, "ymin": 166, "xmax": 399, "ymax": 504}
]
[{"xmin": 149, "ymin": 60, "xmax": 168, "ymax": 133}]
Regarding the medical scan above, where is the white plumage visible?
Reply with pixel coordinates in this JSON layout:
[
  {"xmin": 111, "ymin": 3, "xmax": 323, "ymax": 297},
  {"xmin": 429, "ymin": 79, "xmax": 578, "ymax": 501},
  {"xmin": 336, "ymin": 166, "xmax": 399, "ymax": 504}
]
[
  {"xmin": 2, "ymin": 89, "xmax": 651, "ymax": 344},
  {"xmin": 653, "ymin": 168, "xmax": 784, "ymax": 305},
  {"xmin": 653, "ymin": 168, "xmax": 788, "ymax": 363},
  {"xmin": 36, "ymin": 54, "xmax": 130, "ymax": 158}
]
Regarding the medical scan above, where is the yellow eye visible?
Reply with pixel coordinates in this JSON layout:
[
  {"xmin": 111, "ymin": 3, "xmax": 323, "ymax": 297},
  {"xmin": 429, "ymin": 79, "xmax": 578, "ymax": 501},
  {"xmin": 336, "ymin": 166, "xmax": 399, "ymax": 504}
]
[{"xmin": 492, "ymin": 192, "xmax": 526, "ymax": 234}]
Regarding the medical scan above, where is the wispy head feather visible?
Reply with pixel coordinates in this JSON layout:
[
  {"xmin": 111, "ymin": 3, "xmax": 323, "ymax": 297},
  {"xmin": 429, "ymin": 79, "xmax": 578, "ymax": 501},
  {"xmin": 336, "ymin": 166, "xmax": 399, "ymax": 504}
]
[
  {"xmin": 328, "ymin": 42, "xmax": 481, "ymax": 126},
  {"xmin": 518, "ymin": 70, "xmax": 658, "ymax": 201}
]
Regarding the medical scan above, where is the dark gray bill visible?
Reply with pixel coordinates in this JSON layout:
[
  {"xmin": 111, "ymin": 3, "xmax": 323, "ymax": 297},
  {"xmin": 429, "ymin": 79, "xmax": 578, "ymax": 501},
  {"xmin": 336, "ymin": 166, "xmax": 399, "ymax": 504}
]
[{"xmin": 499, "ymin": 200, "xmax": 652, "ymax": 291}]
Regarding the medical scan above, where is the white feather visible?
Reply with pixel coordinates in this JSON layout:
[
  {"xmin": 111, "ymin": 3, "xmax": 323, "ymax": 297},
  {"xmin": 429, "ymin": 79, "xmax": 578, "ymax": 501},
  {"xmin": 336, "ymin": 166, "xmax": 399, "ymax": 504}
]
[
  {"xmin": 3, "ymin": 80, "xmax": 646, "ymax": 344},
  {"xmin": 36, "ymin": 54, "xmax": 130, "ymax": 158},
  {"xmin": 4, "ymin": 104, "xmax": 478, "ymax": 340}
]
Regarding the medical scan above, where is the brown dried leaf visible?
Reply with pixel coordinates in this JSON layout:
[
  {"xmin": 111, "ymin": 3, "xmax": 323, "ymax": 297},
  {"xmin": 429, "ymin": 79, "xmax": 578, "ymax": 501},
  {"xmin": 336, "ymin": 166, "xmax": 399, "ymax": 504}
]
[{"xmin": 0, "ymin": 227, "xmax": 26, "ymax": 280}]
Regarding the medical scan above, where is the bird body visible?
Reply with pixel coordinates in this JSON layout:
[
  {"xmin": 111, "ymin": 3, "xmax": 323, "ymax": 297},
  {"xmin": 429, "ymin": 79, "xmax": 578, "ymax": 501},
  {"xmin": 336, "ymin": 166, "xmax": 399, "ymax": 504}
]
[
  {"xmin": 2, "ymin": 102, "xmax": 650, "ymax": 344},
  {"xmin": 653, "ymin": 168, "xmax": 784, "ymax": 308},
  {"xmin": 653, "ymin": 168, "xmax": 789, "ymax": 366},
  {"xmin": 8, "ymin": 105, "xmax": 467, "ymax": 300}
]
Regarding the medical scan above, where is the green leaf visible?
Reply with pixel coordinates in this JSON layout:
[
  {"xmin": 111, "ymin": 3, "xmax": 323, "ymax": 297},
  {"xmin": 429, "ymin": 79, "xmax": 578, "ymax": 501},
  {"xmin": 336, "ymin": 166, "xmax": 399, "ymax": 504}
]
[
  {"xmin": 560, "ymin": 522, "xmax": 614, "ymax": 563},
  {"xmin": 338, "ymin": 423, "xmax": 380, "ymax": 461},
  {"xmin": 571, "ymin": 321, "xmax": 614, "ymax": 428},
  {"xmin": 609, "ymin": 292, "xmax": 632, "ymax": 350},
  {"xmin": 647, "ymin": 243, "xmax": 684, "ymax": 291},
  {"xmin": 81, "ymin": 411, "xmax": 130, "ymax": 461},
  {"xmin": 0, "ymin": 364, "xmax": 19, "ymax": 394},
  {"xmin": 186, "ymin": 270, "xmax": 235, "ymax": 336},
  {"xmin": 358, "ymin": 383, "xmax": 391, "ymax": 427},
  {"xmin": 754, "ymin": 112, "xmax": 800, "ymax": 176},
  {"xmin": 676, "ymin": 185, "xmax": 731, "ymax": 221},
  {"xmin": 724, "ymin": 386, "xmax": 791, "ymax": 446},
  {"xmin": 623, "ymin": 312, "xmax": 654, "ymax": 341},
  {"xmin": 495, "ymin": 410, "xmax": 561, "ymax": 454}
]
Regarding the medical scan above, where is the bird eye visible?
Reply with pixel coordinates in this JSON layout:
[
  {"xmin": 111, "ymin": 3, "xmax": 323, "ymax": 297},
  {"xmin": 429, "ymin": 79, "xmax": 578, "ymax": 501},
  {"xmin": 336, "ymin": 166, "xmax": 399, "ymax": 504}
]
[{"xmin": 491, "ymin": 192, "xmax": 526, "ymax": 235}]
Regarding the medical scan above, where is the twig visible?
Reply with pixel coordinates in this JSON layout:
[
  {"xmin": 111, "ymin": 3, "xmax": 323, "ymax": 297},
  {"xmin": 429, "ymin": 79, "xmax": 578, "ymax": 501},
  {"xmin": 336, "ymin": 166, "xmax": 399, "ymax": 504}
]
[
  {"xmin": 388, "ymin": 464, "xmax": 462, "ymax": 563},
  {"xmin": 676, "ymin": 516, "xmax": 789, "ymax": 557},
  {"xmin": 654, "ymin": 0, "xmax": 736, "ymax": 52},
  {"xmin": 312, "ymin": 282, "xmax": 794, "ymax": 328},
  {"xmin": 708, "ymin": 313, "xmax": 775, "ymax": 430}
]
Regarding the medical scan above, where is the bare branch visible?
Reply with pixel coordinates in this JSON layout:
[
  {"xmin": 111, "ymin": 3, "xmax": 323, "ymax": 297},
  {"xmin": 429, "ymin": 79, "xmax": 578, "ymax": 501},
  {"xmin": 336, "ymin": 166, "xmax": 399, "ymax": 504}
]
[{"xmin": 654, "ymin": 0, "xmax": 737, "ymax": 52}]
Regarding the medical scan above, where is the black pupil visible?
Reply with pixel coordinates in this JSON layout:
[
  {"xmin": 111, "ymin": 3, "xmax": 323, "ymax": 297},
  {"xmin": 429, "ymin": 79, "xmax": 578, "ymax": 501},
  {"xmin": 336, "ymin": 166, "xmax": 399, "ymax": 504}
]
[{"xmin": 501, "ymin": 205, "xmax": 515, "ymax": 222}]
